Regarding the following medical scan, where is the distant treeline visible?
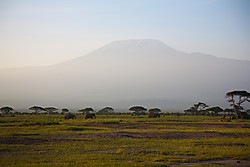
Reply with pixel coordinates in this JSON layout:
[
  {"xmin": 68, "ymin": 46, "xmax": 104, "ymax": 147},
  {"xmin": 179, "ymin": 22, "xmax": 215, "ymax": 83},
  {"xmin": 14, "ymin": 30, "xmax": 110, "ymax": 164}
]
[{"xmin": 1, "ymin": 90, "xmax": 249, "ymax": 119}]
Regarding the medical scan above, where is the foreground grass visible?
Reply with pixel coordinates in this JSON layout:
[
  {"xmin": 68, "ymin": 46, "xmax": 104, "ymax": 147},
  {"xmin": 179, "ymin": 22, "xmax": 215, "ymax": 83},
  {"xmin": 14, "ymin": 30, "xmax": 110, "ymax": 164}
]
[{"xmin": 0, "ymin": 114, "xmax": 249, "ymax": 166}]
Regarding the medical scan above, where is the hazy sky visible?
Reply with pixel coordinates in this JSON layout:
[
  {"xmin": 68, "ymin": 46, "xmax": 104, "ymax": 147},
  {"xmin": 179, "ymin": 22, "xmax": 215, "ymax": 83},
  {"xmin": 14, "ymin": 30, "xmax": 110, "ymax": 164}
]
[{"xmin": 0, "ymin": 0, "xmax": 249, "ymax": 68}]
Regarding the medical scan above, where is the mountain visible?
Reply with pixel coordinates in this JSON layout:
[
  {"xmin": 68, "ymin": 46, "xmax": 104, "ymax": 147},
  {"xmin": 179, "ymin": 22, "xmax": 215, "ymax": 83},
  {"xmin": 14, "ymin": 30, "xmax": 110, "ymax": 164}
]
[{"xmin": 0, "ymin": 39, "xmax": 250, "ymax": 110}]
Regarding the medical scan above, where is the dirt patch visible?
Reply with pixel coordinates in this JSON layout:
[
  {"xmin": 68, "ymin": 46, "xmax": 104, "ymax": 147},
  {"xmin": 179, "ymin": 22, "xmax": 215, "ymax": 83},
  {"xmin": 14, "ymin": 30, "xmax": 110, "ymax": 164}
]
[
  {"xmin": 211, "ymin": 160, "xmax": 250, "ymax": 166},
  {"xmin": 91, "ymin": 149, "xmax": 117, "ymax": 153},
  {"xmin": 0, "ymin": 137, "xmax": 48, "ymax": 145},
  {"xmin": 74, "ymin": 131, "xmax": 250, "ymax": 140},
  {"xmin": 160, "ymin": 122, "xmax": 250, "ymax": 129},
  {"xmin": 83, "ymin": 122, "xmax": 250, "ymax": 129},
  {"xmin": 74, "ymin": 122, "xmax": 250, "ymax": 140},
  {"xmin": 173, "ymin": 154, "xmax": 196, "ymax": 159},
  {"xmin": 173, "ymin": 159, "xmax": 250, "ymax": 166}
]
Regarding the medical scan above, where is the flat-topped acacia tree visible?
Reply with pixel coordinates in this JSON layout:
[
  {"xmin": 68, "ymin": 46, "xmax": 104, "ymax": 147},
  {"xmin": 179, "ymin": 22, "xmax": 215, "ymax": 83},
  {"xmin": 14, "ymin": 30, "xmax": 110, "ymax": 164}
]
[
  {"xmin": 0, "ymin": 106, "xmax": 14, "ymax": 114},
  {"xmin": 148, "ymin": 108, "xmax": 161, "ymax": 118},
  {"xmin": 225, "ymin": 90, "xmax": 250, "ymax": 118},
  {"xmin": 78, "ymin": 107, "xmax": 94, "ymax": 114},
  {"xmin": 148, "ymin": 108, "xmax": 161, "ymax": 113},
  {"xmin": 129, "ymin": 106, "xmax": 147, "ymax": 116},
  {"xmin": 185, "ymin": 102, "xmax": 208, "ymax": 115},
  {"xmin": 194, "ymin": 102, "xmax": 209, "ymax": 113},
  {"xmin": 45, "ymin": 107, "xmax": 58, "ymax": 114},
  {"xmin": 62, "ymin": 108, "xmax": 69, "ymax": 114},
  {"xmin": 97, "ymin": 107, "xmax": 114, "ymax": 115},
  {"xmin": 129, "ymin": 106, "xmax": 147, "ymax": 112},
  {"xmin": 206, "ymin": 106, "xmax": 223, "ymax": 115},
  {"xmin": 29, "ymin": 106, "xmax": 45, "ymax": 114}
]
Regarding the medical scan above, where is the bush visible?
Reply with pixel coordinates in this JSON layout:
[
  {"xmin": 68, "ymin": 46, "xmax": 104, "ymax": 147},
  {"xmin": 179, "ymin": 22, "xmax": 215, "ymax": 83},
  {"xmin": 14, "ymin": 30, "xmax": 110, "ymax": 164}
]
[
  {"xmin": 238, "ymin": 112, "xmax": 250, "ymax": 119},
  {"xmin": 148, "ymin": 112, "xmax": 160, "ymax": 118}
]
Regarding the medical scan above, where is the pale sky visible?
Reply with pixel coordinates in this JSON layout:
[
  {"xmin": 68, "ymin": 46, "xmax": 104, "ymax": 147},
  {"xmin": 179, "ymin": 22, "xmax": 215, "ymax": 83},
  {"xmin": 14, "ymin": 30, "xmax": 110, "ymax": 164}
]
[{"xmin": 0, "ymin": 0, "xmax": 249, "ymax": 68}]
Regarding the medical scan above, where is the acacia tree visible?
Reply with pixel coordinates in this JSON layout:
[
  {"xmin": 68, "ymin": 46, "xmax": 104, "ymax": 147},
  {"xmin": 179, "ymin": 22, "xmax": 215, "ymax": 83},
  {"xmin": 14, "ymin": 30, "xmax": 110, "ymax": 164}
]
[
  {"xmin": 97, "ymin": 107, "xmax": 114, "ymax": 115},
  {"xmin": 29, "ymin": 106, "xmax": 45, "ymax": 114},
  {"xmin": 194, "ymin": 102, "xmax": 209, "ymax": 113},
  {"xmin": 0, "ymin": 106, "xmax": 14, "ymax": 114},
  {"xmin": 45, "ymin": 107, "xmax": 58, "ymax": 114},
  {"xmin": 206, "ymin": 106, "xmax": 223, "ymax": 115},
  {"xmin": 184, "ymin": 107, "xmax": 196, "ymax": 115},
  {"xmin": 225, "ymin": 90, "xmax": 250, "ymax": 118},
  {"xmin": 148, "ymin": 108, "xmax": 161, "ymax": 118},
  {"xmin": 62, "ymin": 108, "xmax": 69, "ymax": 114},
  {"xmin": 185, "ymin": 102, "xmax": 208, "ymax": 115},
  {"xmin": 129, "ymin": 106, "xmax": 147, "ymax": 116},
  {"xmin": 148, "ymin": 108, "xmax": 161, "ymax": 113},
  {"xmin": 78, "ymin": 107, "xmax": 94, "ymax": 114}
]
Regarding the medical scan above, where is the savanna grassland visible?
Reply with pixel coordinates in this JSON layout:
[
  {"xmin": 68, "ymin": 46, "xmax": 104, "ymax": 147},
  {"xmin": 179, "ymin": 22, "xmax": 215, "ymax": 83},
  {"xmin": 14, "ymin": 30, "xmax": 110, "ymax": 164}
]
[{"xmin": 0, "ymin": 114, "xmax": 249, "ymax": 167}]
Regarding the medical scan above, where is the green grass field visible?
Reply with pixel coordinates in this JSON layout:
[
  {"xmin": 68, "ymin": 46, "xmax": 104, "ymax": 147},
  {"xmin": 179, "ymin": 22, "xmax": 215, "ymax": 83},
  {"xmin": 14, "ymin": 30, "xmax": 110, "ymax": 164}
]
[{"xmin": 0, "ymin": 114, "xmax": 249, "ymax": 166}]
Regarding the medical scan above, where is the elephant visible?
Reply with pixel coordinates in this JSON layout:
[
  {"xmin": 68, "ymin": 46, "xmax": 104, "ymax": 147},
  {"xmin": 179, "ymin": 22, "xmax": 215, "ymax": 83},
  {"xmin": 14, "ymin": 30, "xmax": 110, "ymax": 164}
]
[
  {"xmin": 64, "ymin": 113, "xmax": 76, "ymax": 119},
  {"xmin": 85, "ymin": 113, "xmax": 96, "ymax": 119}
]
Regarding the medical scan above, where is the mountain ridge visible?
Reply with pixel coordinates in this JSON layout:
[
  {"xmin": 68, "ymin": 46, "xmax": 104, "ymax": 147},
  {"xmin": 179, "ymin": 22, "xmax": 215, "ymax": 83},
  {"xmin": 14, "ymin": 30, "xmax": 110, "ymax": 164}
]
[
  {"xmin": 56, "ymin": 39, "xmax": 250, "ymax": 67},
  {"xmin": 55, "ymin": 39, "xmax": 184, "ymax": 67},
  {"xmin": 0, "ymin": 39, "xmax": 249, "ymax": 110},
  {"xmin": 1, "ymin": 39, "xmax": 249, "ymax": 70}
]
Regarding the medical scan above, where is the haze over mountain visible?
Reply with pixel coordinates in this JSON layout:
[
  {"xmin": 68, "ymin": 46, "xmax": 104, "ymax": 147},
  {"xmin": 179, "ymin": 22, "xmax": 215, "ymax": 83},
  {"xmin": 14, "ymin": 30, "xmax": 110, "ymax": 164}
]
[{"xmin": 0, "ymin": 39, "xmax": 249, "ymax": 110}]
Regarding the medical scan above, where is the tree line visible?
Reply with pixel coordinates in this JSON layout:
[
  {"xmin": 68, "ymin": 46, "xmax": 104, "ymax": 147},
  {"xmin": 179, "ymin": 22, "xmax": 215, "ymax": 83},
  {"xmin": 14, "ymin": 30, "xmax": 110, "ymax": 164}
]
[
  {"xmin": 184, "ymin": 90, "xmax": 250, "ymax": 119},
  {"xmin": 1, "ymin": 90, "xmax": 250, "ymax": 119}
]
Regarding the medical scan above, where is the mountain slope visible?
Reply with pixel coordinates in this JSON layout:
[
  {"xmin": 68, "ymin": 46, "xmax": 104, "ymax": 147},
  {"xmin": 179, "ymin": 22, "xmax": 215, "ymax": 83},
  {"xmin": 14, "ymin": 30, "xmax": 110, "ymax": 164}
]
[{"xmin": 0, "ymin": 39, "xmax": 249, "ymax": 110}]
